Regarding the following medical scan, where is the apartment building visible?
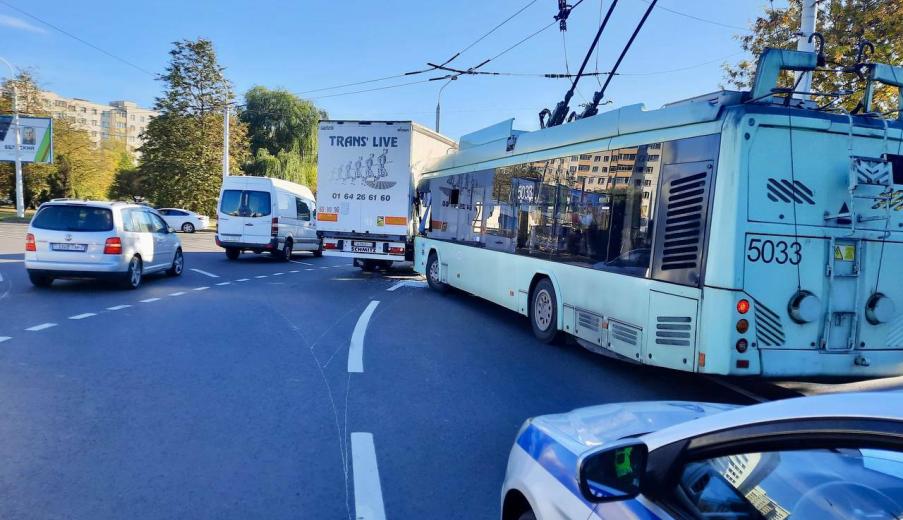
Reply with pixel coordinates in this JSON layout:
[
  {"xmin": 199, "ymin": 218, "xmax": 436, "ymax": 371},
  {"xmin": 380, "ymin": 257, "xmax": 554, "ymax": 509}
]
[{"xmin": 39, "ymin": 91, "xmax": 158, "ymax": 153}]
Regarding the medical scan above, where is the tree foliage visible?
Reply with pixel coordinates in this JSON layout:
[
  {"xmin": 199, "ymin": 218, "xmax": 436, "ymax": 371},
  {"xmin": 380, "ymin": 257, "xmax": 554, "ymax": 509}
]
[
  {"xmin": 138, "ymin": 39, "xmax": 249, "ymax": 215},
  {"xmin": 0, "ymin": 72, "xmax": 123, "ymax": 207},
  {"xmin": 240, "ymin": 86, "xmax": 325, "ymax": 190},
  {"xmin": 724, "ymin": 0, "xmax": 903, "ymax": 113}
]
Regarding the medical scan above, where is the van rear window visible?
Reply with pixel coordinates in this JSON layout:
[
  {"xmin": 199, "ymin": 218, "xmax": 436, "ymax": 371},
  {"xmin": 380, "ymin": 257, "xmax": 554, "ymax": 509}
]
[
  {"xmin": 31, "ymin": 205, "xmax": 114, "ymax": 232},
  {"xmin": 220, "ymin": 189, "xmax": 271, "ymax": 217}
]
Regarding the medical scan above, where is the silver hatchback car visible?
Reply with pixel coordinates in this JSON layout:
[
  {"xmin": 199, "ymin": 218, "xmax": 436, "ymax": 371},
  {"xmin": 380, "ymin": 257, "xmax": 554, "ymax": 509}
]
[{"xmin": 25, "ymin": 200, "xmax": 184, "ymax": 289}]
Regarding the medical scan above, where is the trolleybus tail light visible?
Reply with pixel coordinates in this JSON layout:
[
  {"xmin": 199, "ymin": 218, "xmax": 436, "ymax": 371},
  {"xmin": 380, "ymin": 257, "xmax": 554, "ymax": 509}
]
[
  {"xmin": 25, "ymin": 233, "xmax": 36, "ymax": 252},
  {"xmin": 270, "ymin": 217, "xmax": 279, "ymax": 237},
  {"xmin": 698, "ymin": 352, "xmax": 706, "ymax": 367},
  {"xmin": 737, "ymin": 299, "xmax": 750, "ymax": 314},
  {"xmin": 736, "ymin": 319, "xmax": 749, "ymax": 334},
  {"xmin": 735, "ymin": 338, "xmax": 748, "ymax": 353},
  {"xmin": 103, "ymin": 237, "xmax": 122, "ymax": 255}
]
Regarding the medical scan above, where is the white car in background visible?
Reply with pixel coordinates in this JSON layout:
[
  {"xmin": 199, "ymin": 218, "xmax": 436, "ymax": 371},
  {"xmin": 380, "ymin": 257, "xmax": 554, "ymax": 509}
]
[
  {"xmin": 25, "ymin": 200, "xmax": 184, "ymax": 289},
  {"xmin": 157, "ymin": 208, "xmax": 209, "ymax": 233},
  {"xmin": 501, "ymin": 392, "xmax": 903, "ymax": 520}
]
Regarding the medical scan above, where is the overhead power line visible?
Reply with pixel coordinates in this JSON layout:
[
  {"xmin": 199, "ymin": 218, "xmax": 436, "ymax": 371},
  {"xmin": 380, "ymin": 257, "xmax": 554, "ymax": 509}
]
[
  {"xmin": 0, "ymin": 0, "xmax": 156, "ymax": 76},
  {"xmin": 307, "ymin": 78, "xmax": 434, "ymax": 100},
  {"xmin": 637, "ymin": 0, "xmax": 750, "ymax": 32}
]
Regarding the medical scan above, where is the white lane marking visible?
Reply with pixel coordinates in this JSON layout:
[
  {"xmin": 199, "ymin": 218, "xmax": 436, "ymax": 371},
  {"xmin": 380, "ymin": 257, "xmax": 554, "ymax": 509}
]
[
  {"xmin": 216, "ymin": 281, "xmax": 231, "ymax": 286},
  {"xmin": 254, "ymin": 275, "xmax": 267, "ymax": 279},
  {"xmin": 386, "ymin": 280, "xmax": 428, "ymax": 292},
  {"xmin": 26, "ymin": 323, "xmax": 57, "ymax": 332},
  {"xmin": 273, "ymin": 272, "xmax": 284, "ymax": 276},
  {"xmin": 189, "ymin": 268, "xmax": 219, "ymax": 278},
  {"xmin": 351, "ymin": 432, "xmax": 386, "ymax": 520},
  {"xmin": 305, "ymin": 268, "xmax": 315, "ymax": 271},
  {"xmin": 169, "ymin": 291, "xmax": 186, "ymax": 297},
  {"xmin": 68, "ymin": 313, "xmax": 96, "ymax": 320},
  {"xmin": 348, "ymin": 301, "xmax": 380, "ymax": 373},
  {"xmin": 193, "ymin": 286, "xmax": 209, "ymax": 291},
  {"xmin": 140, "ymin": 297, "xmax": 160, "ymax": 303},
  {"xmin": 0, "ymin": 336, "xmax": 11, "ymax": 343},
  {"xmin": 289, "ymin": 270, "xmax": 299, "ymax": 273},
  {"xmin": 107, "ymin": 305, "xmax": 131, "ymax": 311},
  {"xmin": 236, "ymin": 278, "xmax": 249, "ymax": 282},
  {"xmin": 319, "ymin": 266, "xmax": 329, "ymax": 269},
  {"xmin": 290, "ymin": 260, "xmax": 313, "ymax": 266}
]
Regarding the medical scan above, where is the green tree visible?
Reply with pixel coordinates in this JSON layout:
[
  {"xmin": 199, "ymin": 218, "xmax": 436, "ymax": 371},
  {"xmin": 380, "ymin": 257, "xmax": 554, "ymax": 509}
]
[
  {"xmin": 139, "ymin": 39, "xmax": 249, "ymax": 215},
  {"xmin": 240, "ymin": 86, "xmax": 325, "ymax": 190},
  {"xmin": 725, "ymin": 0, "xmax": 903, "ymax": 113}
]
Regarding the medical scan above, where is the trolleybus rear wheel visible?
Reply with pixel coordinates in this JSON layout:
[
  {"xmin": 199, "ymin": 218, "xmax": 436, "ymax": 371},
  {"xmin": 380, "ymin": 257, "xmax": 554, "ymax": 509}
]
[{"xmin": 530, "ymin": 278, "xmax": 560, "ymax": 343}]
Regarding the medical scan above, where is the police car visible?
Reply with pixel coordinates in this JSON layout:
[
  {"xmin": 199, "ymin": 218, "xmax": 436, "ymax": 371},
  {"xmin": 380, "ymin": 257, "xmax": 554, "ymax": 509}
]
[{"xmin": 501, "ymin": 392, "xmax": 903, "ymax": 519}]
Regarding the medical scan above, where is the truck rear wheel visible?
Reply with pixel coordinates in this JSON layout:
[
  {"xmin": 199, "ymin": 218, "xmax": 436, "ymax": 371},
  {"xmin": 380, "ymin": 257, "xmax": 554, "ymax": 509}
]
[
  {"xmin": 426, "ymin": 252, "xmax": 447, "ymax": 293},
  {"xmin": 360, "ymin": 259, "xmax": 376, "ymax": 272}
]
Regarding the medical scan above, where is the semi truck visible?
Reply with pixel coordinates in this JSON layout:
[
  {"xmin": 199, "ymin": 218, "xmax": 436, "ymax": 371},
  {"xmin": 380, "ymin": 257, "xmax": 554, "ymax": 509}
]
[{"xmin": 316, "ymin": 120, "xmax": 455, "ymax": 270}]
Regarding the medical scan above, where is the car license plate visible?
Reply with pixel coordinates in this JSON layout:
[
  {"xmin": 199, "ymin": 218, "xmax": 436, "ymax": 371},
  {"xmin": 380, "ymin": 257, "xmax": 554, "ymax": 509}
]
[
  {"xmin": 50, "ymin": 243, "xmax": 87, "ymax": 252},
  {"xmin": 220, "ymin": 234, "xmax": 240, "ymax": 242},
  {"xmin": 352, "ymin": 241, "xmax": 375, "ymax": 253}
]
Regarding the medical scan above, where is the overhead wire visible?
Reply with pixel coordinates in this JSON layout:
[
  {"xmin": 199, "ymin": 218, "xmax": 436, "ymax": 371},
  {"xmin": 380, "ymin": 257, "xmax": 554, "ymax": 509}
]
[
  {"xmin": 0, "ymin": 0, "xmax": 156, "ymax": 76},
  {"xmin": 636, "ymin": 0, "xmax": 750, "ymax": 32}
]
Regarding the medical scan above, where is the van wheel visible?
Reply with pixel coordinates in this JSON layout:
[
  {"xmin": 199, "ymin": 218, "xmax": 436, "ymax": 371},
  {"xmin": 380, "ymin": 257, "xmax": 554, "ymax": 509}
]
[
  {"xmin": 181, "ymin": 222, "xmax": 195, "ymax": 233},
  {"xmin": 281, "ymin": 239, "xmax": 293, "ymax": 261},
  {"xmin": 425, "ymin": 252, "xmax": 447, "ymax": 293},
  {"xmin": 28, "ymin": 271, "xmax": 54, "ymax": 288},
  {"xmin": 225, "ymin": 248, "xmax": 240, "ymax": 260},
  {"xmin": 530, "ymin": 278, "xmax": 560, "ymax": 343},
  {"xmin": 122, "ymin": 256, "xmax": 143, "ymax": 290},
  {"xmin": 167, "ymin": 248, "xmax": 184, "ymax": 276},
  {"xmin": 313, "ymin": 244, "xmax": 324, "ymax": 257}
]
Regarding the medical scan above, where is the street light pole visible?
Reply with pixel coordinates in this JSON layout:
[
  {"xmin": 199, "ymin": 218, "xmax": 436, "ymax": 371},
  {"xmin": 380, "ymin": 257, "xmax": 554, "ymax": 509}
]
[
  {"xmin": 435, "ymin": 78, "xmax": 455, "ymax": 133},
  {"xmin": 0, "ymin": 57, "xmax": 24, "ymax": 218},
  {"xmin": 222, "ymin": 105, "xmax": 230, "ymax": 179}
]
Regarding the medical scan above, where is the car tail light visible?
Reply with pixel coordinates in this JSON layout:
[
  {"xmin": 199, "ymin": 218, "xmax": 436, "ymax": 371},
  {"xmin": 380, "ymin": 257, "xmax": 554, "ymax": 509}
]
[
  {"xmin": 103, "ymin": 237, "xmax": 122, "ymax": 255},
  {"xmin": 388, "ymin": 246, "xmax": 405, "ymax": 255},
  {"xmin": 25, "ymin": 233, "xmax": 36, "ymax": 252},
  {"xmin": 271, "ymin": 217, "xmax": 278, "ymax": 237}
]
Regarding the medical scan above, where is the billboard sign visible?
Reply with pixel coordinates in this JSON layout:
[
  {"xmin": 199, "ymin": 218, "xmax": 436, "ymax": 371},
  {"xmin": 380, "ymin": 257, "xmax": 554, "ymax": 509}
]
[{"xmin": 0, "ymin": 115, "xmax": 53, "ymax": 163}]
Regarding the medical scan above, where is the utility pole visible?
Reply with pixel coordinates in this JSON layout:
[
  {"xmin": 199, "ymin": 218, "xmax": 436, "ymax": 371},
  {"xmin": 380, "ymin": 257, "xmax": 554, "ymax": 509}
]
[
  {"xmin": 435, "ymin": 78, "xmax": 455, "ymax": 133},
  {"xmin": 795, "ymin": 0, "xmax": 818, "ymax": 100},
  {"xmin": 0, "ymin": 57, "xmax": 24, "ymax": 218},
  {"xmin": 222, "ymin": 105, "xmax": 230, "ymax": 179}
]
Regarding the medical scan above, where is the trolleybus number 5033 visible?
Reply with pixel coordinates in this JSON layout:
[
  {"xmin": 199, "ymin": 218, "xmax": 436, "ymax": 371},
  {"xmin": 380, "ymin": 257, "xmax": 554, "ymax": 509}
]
[{"xmin": 747, "ymin": 238, "xmax": 802, "ymax": 265}]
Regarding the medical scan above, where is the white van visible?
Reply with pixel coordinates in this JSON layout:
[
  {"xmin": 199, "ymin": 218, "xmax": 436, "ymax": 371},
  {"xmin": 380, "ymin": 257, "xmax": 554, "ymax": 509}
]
[{"xmin": 216, "ymin": 176, "xmax": 321, "ymax": 261}]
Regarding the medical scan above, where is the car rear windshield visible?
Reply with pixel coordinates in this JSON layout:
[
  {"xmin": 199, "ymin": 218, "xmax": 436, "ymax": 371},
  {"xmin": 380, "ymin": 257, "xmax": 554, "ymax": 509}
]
[
  {"xmin": 220, "ymin": 189, "xmax": 271, "ymax": 217},
  {"xmin": 31, "ymin": 205, "xmax": 114, "ymax": 232}
]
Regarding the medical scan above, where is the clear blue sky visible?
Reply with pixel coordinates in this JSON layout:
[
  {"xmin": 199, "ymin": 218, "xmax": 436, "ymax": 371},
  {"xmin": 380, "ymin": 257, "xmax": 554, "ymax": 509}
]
[{"xmin": 1, "ymin": 0, "xmax": 785, "ymax": 139}]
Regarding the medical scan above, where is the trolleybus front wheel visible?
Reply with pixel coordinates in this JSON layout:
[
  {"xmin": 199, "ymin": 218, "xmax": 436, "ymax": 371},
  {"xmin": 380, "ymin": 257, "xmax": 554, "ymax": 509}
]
[
  {"xmin": 530, "ymin": 278, "xmax": 560, "ymax": 343},
  {"xmin": 426, "ymin": 252, "xmax": 447, "ymax": 293}
]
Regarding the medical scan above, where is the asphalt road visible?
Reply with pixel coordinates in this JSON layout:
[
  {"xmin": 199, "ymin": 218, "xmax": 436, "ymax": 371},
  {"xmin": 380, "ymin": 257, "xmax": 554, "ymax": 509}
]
[{"xmin": 0, "ymin": 223, "xmax": 748, "ymax": 519}]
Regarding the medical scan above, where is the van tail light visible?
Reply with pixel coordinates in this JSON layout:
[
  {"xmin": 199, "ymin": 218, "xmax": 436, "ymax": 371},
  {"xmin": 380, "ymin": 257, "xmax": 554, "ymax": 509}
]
[
  {"xmin": 25, "ymin": 233, "xmax": 36, "ymax": 252},
  {"xmin": 103, "ymin": 237, "xmax": 123, "ymax": 255},
  {"xmin": 271, "ymin": 217, "xmax": 278, "ymax": 237}
]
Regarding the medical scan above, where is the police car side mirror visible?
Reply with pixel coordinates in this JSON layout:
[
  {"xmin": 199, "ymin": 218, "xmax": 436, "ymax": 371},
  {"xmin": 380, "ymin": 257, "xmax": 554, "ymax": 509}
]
[{"xmin": 578, "ymin": 440, "xmax": 648, "ymax": 503}]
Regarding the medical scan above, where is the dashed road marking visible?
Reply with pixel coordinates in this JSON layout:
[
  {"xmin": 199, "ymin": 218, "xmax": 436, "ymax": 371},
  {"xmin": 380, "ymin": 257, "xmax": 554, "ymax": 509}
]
[
  {"xmin": 290, "ymin": 260, "xmax": 313, "ymax": 266},
  {"xmin": 289, "ymin": 270, "xmax": 299, "ymax": 273},
  {"xmin": 351, "ymin": 432, "xmax": 386, "ymax": 520},
  {"xmin": 189, "ymin": 268, "xmax": 219, "ymax": 278},
  {"xmin": 140, "ymin": 297, "xmax": 160, "ymax": 303},
  {"xmin": 193, "ymin": 286, "xmax": 209, "ymax": 291},
  {"xmin": 348, "ymin": 301, "xmax": 379, "ymax": 373},
  {"xmin": 386, "ymin": 280, "xmax": 428, "ymax": 292},
  {"xmin": 0, "ymin": 336, "xmax": 11, "ymax": 343},
  {"xmin": 26, "ymin": 323, "xmax": 57, "ymax": 332},
  {"xmin": 169, "ymin": 291, "xmax": 186, "ymax": 297},
  {"xmin": 236, "ymin": 278, "xmax": 249, "ymax": 282},
  {"xmin": 305, "ymin": 268, "xmax": 315, "ymax": 271},
  {"xmin": 107, "ymin": 305, "xmax": 131, "ymax": 311},
  {"xmin": 254, "ymin": 275, "xmax": 267, "ymax": 279},
  {"xmin": 273, "ymin": 272, "xmax": 284, "ymax": 276},
  {"xmin": 216, "ymin": 282, "xmax": 231, "ymax": 286},
  {"xmin": 69, "ymin": 313, "xmax": 96, "ymax": 320},
  {"xmin": 319, "ymin": 266, "xmax": 329, "ymax": 269}
]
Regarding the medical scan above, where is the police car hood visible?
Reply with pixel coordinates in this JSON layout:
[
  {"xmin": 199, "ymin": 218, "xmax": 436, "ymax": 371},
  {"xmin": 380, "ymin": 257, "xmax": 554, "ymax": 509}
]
[{"xmin": 532, "ymin": 401, "xmax": 738, "ymax": 449}]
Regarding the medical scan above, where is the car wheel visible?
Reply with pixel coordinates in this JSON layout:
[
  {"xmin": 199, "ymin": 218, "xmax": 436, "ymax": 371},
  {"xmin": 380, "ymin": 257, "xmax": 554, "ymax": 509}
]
[
  {"xmin": 530, "ymin": 278, "xmax": 560, "ymax": 343},
  {"xmin": 281, "ymin": 239, "xmax": 293, "ymax": 262},
  {"xmin": 181, "ymin": 222, "xmax": 195, "ymax": 233},
  {"xmin": 122, "ymin": 256, "xmax": 143, "ymax": 290},
  {"xmin": 517, "ymin": 510, "xmax": 536, "ymax": 520},
  {"xmin": 225, "ymin": 248, "xmax": 240, "ymax": 260},
  {"xmin": 425, "ymin": 252, "xmax": 447, "ymax": 293},
  {"xmin": 313, "ymin": 244, "xmax": 324, "ymax": 257},
  {"xmin": 28, "ymin": 271, "xmax": 54, "ymax": 288},
  {"xmin": 167, "ymin": 248, "xmax": 184, "ymax": 276}
]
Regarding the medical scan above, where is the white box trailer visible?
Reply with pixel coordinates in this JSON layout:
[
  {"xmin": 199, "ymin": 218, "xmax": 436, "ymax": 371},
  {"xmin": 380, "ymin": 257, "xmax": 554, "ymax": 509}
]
[{"xmin": 316, "ymin": 120, "xmax": 455, "ymax": 269}]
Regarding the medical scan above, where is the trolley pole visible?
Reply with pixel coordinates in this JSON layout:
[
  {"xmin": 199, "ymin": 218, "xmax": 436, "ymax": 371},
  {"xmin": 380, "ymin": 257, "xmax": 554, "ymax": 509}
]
[
  {"xmin": 795, "ymin": 0, "xmax": 818, "ymax": 100},
  {"xmin": 0, "ymin": 57, "xmax": 24, "ymax": 218},
  {"xmin": 222, "ymin": 105, "xmax": 230, "ymax": 179}
]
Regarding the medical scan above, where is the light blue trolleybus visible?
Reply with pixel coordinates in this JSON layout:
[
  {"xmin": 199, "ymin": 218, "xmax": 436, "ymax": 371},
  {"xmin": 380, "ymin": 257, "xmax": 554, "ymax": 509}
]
[{"xmin": 413, "ymin": 48, "xmax": 903, "ymax": 377}]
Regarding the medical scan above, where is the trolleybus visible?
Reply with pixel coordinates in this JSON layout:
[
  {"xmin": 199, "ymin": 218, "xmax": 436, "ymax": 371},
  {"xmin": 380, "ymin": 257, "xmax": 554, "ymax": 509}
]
[{"xmin": 413, "ymin": 48, "xmax": 903, "ymax": 377}]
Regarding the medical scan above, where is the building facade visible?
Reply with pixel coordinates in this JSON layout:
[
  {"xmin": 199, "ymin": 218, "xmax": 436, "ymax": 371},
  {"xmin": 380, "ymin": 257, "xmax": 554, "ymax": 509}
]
[{"xmin": 39, "ymin": 91, "xmax": 158, "ymax": 154}]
